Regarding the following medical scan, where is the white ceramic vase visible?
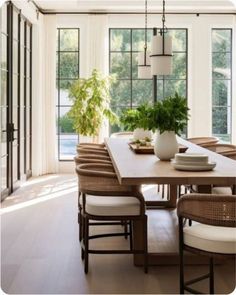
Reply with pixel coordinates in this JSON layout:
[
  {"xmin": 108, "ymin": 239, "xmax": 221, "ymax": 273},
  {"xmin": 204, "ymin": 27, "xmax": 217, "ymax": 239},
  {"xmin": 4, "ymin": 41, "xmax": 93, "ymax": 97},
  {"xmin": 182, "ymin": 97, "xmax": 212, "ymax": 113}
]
[
  {"xmin": 133, "ymin": 128, "xmax": 152, "ymax": 140},
  {"xmin": 154, "ymin": 131, "xmax": 178, "ymax": 160}
]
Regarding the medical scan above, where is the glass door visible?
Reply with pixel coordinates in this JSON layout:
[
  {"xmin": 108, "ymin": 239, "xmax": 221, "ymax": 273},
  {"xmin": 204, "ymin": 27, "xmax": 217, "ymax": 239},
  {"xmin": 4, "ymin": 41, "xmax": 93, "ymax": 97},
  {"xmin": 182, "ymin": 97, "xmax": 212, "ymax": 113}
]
[{"xmin": 0, "ymin": 2, "xmax": 32, "ymax": 200}]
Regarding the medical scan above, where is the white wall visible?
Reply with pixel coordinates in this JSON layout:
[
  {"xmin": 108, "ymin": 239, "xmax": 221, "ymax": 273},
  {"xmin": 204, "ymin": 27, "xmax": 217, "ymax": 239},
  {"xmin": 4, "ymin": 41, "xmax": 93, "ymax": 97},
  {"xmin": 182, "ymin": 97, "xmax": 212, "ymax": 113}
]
[{"xmin": 57, "ymin": 13, "xmax": 236, "ymax": 173}]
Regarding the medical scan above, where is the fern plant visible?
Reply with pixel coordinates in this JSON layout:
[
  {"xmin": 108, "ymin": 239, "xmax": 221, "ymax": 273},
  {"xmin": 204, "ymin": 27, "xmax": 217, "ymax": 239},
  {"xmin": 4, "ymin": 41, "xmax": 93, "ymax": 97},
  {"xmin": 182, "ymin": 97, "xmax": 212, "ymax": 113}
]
[
  {"xmin": 151, "ymin": 92, "xmax": 189, "ymax": 135},
  {"xmin": 68, "ymin": 69, "xmax": 118, "ymax": 136},
  {"xmin": 120, "ymin": 104, "xmax": 153, "ymax": 131}
]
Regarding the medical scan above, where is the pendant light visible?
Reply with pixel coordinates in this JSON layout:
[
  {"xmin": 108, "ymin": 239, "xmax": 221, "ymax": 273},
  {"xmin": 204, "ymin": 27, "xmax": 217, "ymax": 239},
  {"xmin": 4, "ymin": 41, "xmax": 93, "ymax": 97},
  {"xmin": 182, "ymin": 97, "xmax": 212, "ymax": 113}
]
[
  {"xmin": 138, "ymin": 0, "xmax": 151, "ymax": 79},
  {"xmin": 150, "ymin": 0, "xmax": 173, "ymax": 75}
]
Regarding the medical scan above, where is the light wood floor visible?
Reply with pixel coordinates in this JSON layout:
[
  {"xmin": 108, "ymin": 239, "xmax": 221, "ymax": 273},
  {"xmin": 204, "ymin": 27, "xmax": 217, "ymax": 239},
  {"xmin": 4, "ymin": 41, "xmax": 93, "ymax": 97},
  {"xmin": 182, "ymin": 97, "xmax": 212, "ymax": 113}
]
[{"xmin": 1, "ymin": 174, "xmax": 235, "ymax": 294}]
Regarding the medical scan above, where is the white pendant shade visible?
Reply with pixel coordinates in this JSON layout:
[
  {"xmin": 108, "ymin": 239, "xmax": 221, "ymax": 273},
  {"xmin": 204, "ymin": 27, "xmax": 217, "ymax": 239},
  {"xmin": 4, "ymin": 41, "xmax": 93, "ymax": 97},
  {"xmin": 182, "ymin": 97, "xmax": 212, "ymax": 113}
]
[
  {"xmin": 138, "ymin": 51, "xmax": 152, "ymax": 79},
  {"xmin": 151, "ymin": 35, "xmax": 173, "ymax": 75}
]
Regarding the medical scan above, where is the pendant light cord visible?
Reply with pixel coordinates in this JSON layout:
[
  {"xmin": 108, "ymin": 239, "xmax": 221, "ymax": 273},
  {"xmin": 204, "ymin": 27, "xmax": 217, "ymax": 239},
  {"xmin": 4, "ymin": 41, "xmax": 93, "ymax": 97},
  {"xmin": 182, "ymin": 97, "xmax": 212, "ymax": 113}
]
[
  {"xmin": 145, "ymin": 0, "xmax": 147, "ymax": 48},
  {"xmin": 162, "ymin": 0, "xmax": 165, "ymax": 53},
  {"xmin": 143, "ymin": 0, "xmax": 148, "ymax": 64},
  {"xmin": 162, "ymin": 0, "xmax": 165, "ymax": 34}
]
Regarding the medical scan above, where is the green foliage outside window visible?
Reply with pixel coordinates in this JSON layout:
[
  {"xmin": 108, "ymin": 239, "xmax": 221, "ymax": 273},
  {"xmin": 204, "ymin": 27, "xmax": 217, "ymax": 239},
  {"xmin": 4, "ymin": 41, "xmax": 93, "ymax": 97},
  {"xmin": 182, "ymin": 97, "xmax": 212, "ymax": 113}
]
[
  {"xmin": 212, "ymin": 29, "xmax": 232, "ymax": 142},
  {"xmin": 109, "ymin": 28, "xmax": 187, "ymax": 134}
]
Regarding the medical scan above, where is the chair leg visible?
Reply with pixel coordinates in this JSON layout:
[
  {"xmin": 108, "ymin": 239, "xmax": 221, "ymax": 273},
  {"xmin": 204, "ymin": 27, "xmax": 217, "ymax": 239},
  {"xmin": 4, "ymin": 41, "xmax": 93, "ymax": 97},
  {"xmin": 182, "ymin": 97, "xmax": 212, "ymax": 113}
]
[
  {"xmin": 209, "ymin": 257, "xmax": 214, "ymax": 294},
  {"xmin": 81, "ymin": 214, "xmax": 85, "ymax": 260},
  {"xmin": 84, "ymin": 216, "xmax": 89, "ymax": 274},
  {"xmin": 129, "ymin": 221, "xmax": 133, "ymax": 250},
  {"xmin": 124, "ymin": 221, "xmax": 128, "ymax": 239},
  {"xmin": 79, "ymin": 205, "xmax": 83, "ymax": 241},
  {"xmin": 143, "ymin": 215, "xmax": 148, "ymax": 274},
  {"xmin": 179, "ymin": 218, "xmax": 185, "ymax": 294}
]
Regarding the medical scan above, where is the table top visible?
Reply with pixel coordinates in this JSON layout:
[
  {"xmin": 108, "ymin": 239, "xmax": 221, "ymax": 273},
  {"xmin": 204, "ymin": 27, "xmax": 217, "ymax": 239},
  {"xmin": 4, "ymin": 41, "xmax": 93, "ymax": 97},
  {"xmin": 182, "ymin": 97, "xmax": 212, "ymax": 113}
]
[{"xmin": 105, "ymin": 137, "xmax": 236, "ymax": 186}]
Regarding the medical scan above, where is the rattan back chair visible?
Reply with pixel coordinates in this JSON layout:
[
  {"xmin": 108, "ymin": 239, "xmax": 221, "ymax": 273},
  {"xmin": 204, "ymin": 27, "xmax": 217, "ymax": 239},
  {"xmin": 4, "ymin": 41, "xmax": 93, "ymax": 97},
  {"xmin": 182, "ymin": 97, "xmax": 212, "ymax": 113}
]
[
  {"xmin": 177, "ymin": 194, "xmax": 236, "ymax": 294},
  {"xmin": 76, "ymin": 163, "xmax": 148, "ymax": 274},
  {"xmin": 77, "ymin": 146, "xmax": 109, "ymax": 156},
  {"xmin": 203, "ymin": 143, "xmax": 236, "ymax": 155},
  {"xmin": 77, "ymin": 143, "xmax": 105, "ymax": 148},
  {"xmin": 74, "ymin": 154, "xmax": 112, "ymax": 240},
  {"xmin": 187, "ymin": 137, "xmax": 219, "ymax": 147}
]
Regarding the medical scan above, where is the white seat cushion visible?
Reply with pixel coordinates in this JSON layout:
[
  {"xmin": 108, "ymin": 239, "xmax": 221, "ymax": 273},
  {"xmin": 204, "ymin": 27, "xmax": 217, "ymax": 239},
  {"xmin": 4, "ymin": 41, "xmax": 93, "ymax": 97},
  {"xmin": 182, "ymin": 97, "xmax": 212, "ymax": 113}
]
[
  {"xmin": 184, "ymin": 224, "xmax": 236, "ymax": 254},
  {"xmin": 212, "ymin": 187, "xmax": 232, "ymax": 195},
  {"xmin": 81, "ymin": 195, "xmax": 141, "ymax": 216}
]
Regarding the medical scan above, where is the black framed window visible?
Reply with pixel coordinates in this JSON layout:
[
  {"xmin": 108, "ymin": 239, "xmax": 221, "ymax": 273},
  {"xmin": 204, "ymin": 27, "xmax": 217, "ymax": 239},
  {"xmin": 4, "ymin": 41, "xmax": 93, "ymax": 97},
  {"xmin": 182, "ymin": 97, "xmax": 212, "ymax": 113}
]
[
  {"xmin": 212, "ymin": 29, "xmax": 232, "ymax": 142},
  {"xmin": 109, "ymin": 28, "xmax": 188, "ymax": 133},
  {"xmin": 56, "ymin": 28, "xmax": 80, "ymax": 161}
]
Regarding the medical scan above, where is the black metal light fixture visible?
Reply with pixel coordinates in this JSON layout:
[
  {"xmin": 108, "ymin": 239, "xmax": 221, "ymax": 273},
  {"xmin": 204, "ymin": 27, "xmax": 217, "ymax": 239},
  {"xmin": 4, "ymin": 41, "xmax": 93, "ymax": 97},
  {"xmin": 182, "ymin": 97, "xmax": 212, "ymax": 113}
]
[
  {"xmin": 138, "ymin": 0, "xmax": 151, "ymax": 79},
  {"xmin": 150, "ymin": 0, "xmax": 173, "ymax": 75}
]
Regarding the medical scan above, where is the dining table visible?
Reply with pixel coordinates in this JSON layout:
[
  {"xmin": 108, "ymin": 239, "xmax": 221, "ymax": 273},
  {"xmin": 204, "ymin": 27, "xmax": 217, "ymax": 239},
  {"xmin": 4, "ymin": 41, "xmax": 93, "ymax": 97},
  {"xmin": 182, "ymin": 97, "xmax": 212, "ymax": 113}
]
[{"xmin": 105, "ymin": 137, "xmax": 236, "ymax": 265}]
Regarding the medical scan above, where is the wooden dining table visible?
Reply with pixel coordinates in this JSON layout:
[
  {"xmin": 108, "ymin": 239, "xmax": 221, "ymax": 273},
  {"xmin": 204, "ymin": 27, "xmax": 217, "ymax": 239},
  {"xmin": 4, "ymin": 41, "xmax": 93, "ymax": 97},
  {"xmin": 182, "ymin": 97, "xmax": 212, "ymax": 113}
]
[{"xmin": 105, "ymin": 137, "xmax": 236, "ymax": 265}]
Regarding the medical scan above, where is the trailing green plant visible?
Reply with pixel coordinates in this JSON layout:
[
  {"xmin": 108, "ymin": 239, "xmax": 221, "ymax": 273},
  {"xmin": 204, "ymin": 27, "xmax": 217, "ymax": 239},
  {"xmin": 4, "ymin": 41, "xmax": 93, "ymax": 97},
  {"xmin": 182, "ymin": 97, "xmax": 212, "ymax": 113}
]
[
  {"xmin": 68, "ymin": 69, "xmax": 118, "ymax": 136},
  {"xmin": 150, "ymin": 92, "xmax": 189, "ymax": 135},
  {"xmin": 120, "ymin": 103, "xmax": 153, "ymax": 131}
]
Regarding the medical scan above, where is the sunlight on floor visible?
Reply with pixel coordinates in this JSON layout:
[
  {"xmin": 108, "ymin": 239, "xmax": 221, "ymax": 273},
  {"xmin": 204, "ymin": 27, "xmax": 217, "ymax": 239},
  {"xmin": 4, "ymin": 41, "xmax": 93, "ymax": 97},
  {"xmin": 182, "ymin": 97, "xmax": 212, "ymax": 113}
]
[{"xmin": 1, "ymin": 174, "xmax": 77, "ymax": 214}]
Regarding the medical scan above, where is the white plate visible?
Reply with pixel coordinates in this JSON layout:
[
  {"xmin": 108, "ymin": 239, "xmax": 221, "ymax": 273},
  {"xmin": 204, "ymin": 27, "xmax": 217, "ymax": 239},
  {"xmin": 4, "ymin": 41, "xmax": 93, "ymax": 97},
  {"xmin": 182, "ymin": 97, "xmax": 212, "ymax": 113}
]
[
  {"xmin": 172, "ymin": 161, "xmax": 216, "ymax": 171},
  {"xmin": 174, "ymin": 153, "xmax": 208, "ymax": 164}
]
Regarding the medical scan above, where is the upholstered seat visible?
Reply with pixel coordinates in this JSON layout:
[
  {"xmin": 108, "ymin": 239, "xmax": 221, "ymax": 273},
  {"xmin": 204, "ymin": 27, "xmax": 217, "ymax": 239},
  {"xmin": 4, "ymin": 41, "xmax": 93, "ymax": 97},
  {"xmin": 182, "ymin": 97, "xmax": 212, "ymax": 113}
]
[
  {"xmin": 184, "ymin": 224, "xmax": 236, "ymax": 254},
  {"xmin": 82, "ymin": 195, "xmax": 141, "ymax": 216},
  {"xmin": 212, "ymin": 186, "xmax": 232, "ymax": 194}
]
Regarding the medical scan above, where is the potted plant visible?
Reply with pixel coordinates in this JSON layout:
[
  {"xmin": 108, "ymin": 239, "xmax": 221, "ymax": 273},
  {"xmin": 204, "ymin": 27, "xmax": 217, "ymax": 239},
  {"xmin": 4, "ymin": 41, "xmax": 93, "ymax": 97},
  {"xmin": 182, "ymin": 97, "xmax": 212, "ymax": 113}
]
[
  {"xmin": 119, "ymin": 104, "xmax": 153, "ymax": 140},
  {"xmin": 150, "ymin": 92, "xmax": 189, "ymax": 160},
  {"xmin": 68, "ymin": 69, "xmax": 118, "ymax": 140}
]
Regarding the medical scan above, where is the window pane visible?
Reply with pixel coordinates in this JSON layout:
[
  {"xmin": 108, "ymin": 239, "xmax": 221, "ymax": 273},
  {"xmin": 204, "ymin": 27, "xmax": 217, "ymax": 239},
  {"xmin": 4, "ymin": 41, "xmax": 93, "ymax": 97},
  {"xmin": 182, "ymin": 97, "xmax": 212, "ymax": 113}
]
[
  {"xmin": 58, "ymin": 80, "xmax": 74, "ymax": 106},
  {"xmin": 1, "ymin": 156, "xmax": 7, "ymax": 191},
  {"xmin": 1, "ymin": 34, "xmax": 7, "ymax": 70},
  {"xmin": 212, "ymin": 29, "xmax": 232, "ymax": 142},
  {"xmin": 212, "ymin": 106, "xmax": 230, "ymax": 135},
  {"xmin": 59, "ymin": 29, "xmax": 79, "ymax": 51},
  {"xmin": 59, "ymin": 134, "xmax": 78, "ymax": 160},
  {"xmin": 1, "ymin": 70, "xmax": 7, "ymax": 106},
  {"xmin": 110, "ymin": 52, "xmax": 131, "ymax": 79},
  {"xmin": 59, "ymin": 52, "xmax": 79, "ymax": 79},
  {"xmin": 132, "ymin": 80, "xmax": 153, "ymax": 106},
  {"xmin": 110, "ymin": 80, "xmax": 131, "ymax": 107},
  {"xmin": 164, "ymin": 53, "xmax": 186, "ymax": 79},
  {"xmin": 1, "ymin": 4, "xmax": 7, "ymax": 34},
  {"xmin": 110, "ymin": 29, "xmax": 131, "ymax": 51},
  {"xmin": 164, "ymin": 80, "xmax": 186, "ymax": 98},
  {"xmin": 212, "ymin": 80, "xmax": 231, "ymax": 107},
  {"xmin": 156, "ymin": 79, "xmax": 164, "ymax": 101},
  {"xmin": 212, "ymin": 30, "xmax": 231, "ymax": 52},
  {"xmin": 212, "ymin": 52, "xmax": 231, "ymax": 79},
  {"xmin": 132, "ymin": 29, "xmax": 152, "ymax": 52},
  {"xmin": 13, "ymin": 9, "xmax": 18, "ymax": 40},
  {"xmin": 58, "ymin": 106, "xmax": 75, "ymax": 134},
  {"xmin": 169, "ymin": 29, "xmax": 186, "ymax": 52},
  {"xmin": 110, "ymin": 106, "xmax": 129, "ymax": 134}
]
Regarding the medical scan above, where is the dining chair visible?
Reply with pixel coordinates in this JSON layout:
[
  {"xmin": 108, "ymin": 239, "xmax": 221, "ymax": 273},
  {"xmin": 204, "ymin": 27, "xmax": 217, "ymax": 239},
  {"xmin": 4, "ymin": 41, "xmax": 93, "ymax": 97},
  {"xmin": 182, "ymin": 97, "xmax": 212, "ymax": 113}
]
[
  {"xmin": 77, "ymin": 146, "xmax": 109, "ymax": 156},
  {"xmin": 187, "ymin": 137, "xmax": 219, "ymax": 147},
  {"xmin": 76, "ymin": 163, "xmax": 148, "ymax": 274},
  {"xmin": 203, "ymin": 143, "xmax": 236, "ymax": 155},
  {"xmin": 74, "ymin": 154, "xmax": 112, "ymax": 239},
  {"xmin": 177, "ymin": 194, "xmax": 236, "ymax": 294},
  {"xmin": 77, "ymin": 143, "xmax": 105, "ymax": 148}
]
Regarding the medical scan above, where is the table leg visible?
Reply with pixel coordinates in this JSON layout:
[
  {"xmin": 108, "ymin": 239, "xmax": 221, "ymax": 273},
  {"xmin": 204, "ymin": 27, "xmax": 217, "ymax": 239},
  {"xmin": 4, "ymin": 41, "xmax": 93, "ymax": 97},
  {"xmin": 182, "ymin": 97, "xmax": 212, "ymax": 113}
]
[
  {"xmin": 197, "ymin": 185, "xmax": 212, "ymax": 193},
  {"xmin": 133, "ymin": 219, "xmax": 145, "ymax": 266},
  {"xmin": 145, "ymin": 184, "xmax": 178, "ymax": 208}
]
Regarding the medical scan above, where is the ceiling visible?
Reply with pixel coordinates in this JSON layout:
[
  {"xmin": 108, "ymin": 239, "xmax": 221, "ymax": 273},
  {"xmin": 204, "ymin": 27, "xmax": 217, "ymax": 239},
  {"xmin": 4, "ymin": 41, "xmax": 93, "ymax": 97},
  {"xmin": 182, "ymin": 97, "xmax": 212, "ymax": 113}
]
[{"xmin": 34, "ymin": 0, "xmax": 236, "ymax": 13}]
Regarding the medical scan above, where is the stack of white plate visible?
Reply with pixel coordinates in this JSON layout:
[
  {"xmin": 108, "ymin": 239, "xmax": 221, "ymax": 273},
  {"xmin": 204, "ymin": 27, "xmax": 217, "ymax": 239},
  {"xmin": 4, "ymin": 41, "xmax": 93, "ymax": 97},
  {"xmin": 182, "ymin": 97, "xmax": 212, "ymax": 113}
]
[{"xmin": 171, "ymin": 153, "xmax": 216, "ymax": 171}]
